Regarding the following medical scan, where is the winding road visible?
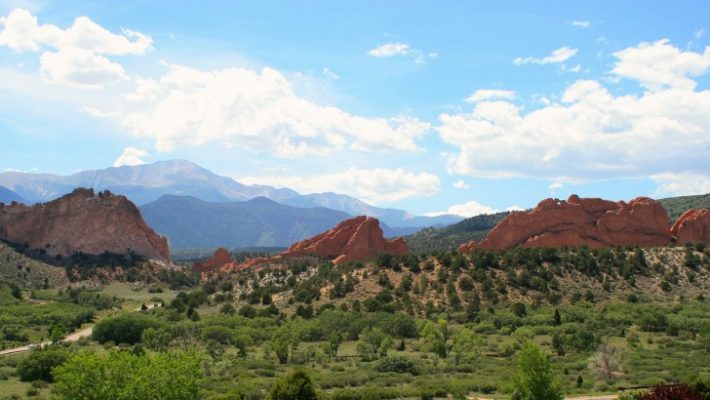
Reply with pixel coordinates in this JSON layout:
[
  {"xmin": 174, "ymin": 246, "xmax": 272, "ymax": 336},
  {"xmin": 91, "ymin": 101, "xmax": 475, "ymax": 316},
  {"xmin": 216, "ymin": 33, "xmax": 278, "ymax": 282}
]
[{"xmin": 0, "ymin": 303, "xmax": 159, "ymax": 357}]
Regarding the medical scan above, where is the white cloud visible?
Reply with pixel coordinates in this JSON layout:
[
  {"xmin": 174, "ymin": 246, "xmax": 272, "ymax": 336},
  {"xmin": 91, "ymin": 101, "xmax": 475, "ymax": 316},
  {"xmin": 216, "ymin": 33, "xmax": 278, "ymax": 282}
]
[
  {"xmin": 368, "ymin": 42, "xmax": 413, "ymax": 57},
  {"xmin": 465, "ymin": 89, "xmax": 516, "ymax": 103},
  {"xmin": 97, "ymin": 64, "xmax": 430, "ymax": 157},
  {"xmin": 367, "ymin": 42, "xmax": 437, "ymax": 64},
  {"xmin": 322, "ymin": 67, "xmax": 339, "ymax": 80},
  {"xmin": 437, "ymin": 40, "xmax": 710, "ymax": 185},
  {"xmin": 506, "ymin": 205, "xmax": 524, "ymax": 212},
  {"xmin": 549, "ymin": 181, "xmax": 563, "ymax": 190},
  {"xmin": 570, "ymin": 20, "xmax": 590, "ymax": 28},
  {"xmin": 695, "ymin": 29, "xmax": 705, "ymax": 40},
  {"xmin": 240, "ymin": 168, "xmax": 440, "ymax": 204},
  {"xmin": 651, "ymin": 173, "xmax": 710, "ymax": 197},
  {"xmin": 113, "ymin": 147, "xmax": 148, "ymax": 167},
  {"xmin": 0, "ymin": 8, "xmax": 151, "ymax": 88},
  {"xmin": 453, "ymin": 180, "xmax": 470, "ymax": 189},
  {"xmin": 612, "ymin": 39, "xmax": 710, "ymax": 91},
  {"xmin": 514, "ymin": 47, "xmax": 578, "ymax": 65},
  {"xmin": 426, "ymin": 200, "xmax": 498, "ymax": 218}
]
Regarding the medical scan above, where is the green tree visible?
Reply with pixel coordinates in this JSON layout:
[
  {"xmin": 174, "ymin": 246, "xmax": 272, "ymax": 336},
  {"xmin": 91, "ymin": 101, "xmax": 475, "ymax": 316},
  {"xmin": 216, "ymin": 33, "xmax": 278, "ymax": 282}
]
[
  {"xmin": 511, "ymin": 342, "xmax": 563, "ymax": 400},
  {"xmin": 451, "ymin": 328, "xmax": 482, "ymax": 364},
  {"xmin": 53, "ymin": 351, "xmax": 203, "ymax": 400},
  {"xmin": 142, "ymin": 327, "xmax": 172, "ymax": 352},
  {"xmin": 92, "ymin": 313, "xmax": 162, "ymax": 345},
  {"xmin": 49, "ymin": 324, "xmax": 66, "ymax": 344},
  {"xmin": 268, "ymin": 369, "xmax": 318, "ymax": 400},
  {"xmin": 419, "ymin": 320, "xmax": 447, "ymax": 358},
  {"xmin": 356, "ymin": 328, "xmax": 389, "ymax": 360},
  {"xmin": 17, "ymin": 347, "xmax": 71, "ymax": 382}
]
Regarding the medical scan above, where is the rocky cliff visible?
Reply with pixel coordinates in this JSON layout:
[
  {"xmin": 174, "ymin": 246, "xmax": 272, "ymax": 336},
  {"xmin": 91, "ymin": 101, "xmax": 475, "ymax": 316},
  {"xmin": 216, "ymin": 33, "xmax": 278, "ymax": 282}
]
[
  {"xmin": 192, "ymin": 247, "xmax": 233, "ymax": 272},
  {"xmin": 459, "ymin": 195, "xmax": 678, "ymax": 252},
  {"xmin": 671, "ymin": 209, "xmax": 710, "ymax": 245},
  {"xmin": 282, "ymin": 216, "xmax": 408, "ymax": 265},
  {"xmin": 0, "ymin": 188, "xmax": 169, "ymax": 262}
]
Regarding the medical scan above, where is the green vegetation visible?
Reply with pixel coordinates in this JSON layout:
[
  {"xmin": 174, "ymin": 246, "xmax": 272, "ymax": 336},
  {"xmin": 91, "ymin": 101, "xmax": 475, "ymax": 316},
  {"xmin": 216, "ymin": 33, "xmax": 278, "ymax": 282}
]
[
  {"xmin": 53, "ymin": 350, "xmax": 203, "ymax": 400},
  {"xmin": 405, "ymin": 212, "xmax": 508, "ymax": 253},
  {"xmin": 1, "ymin": 244, "xmax": 710, "ymax": 399},
  {"xmin": 659, "ymin": 193, "xmax": 710, "ymax": 223}
]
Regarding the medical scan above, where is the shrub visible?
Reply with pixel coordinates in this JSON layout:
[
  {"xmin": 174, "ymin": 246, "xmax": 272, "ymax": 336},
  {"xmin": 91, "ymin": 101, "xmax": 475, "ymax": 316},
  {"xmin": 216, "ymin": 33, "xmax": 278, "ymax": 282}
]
[
  {"xmin": 375, "ymin": 356, "xmax": 417, "ymax": 374},
  {"xmin": 268, "ymin": 369, "xmax": 318, "ymax": 400},
  {"xmin": 92, "ymin": 313, "xmax": 162, "ymax": 345},
  {"xmin": 17, "ymin": 347, "xmax": 71, "ymax": 382}
]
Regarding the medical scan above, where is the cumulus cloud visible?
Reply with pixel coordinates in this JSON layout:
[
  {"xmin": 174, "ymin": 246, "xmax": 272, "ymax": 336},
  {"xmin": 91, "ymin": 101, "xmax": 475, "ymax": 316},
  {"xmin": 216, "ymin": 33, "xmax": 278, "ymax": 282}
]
[
  {"xmin": 98, "ymin": 64, "xmax": 429, "ymax": 156},
  {"xmin": 465, "ymin": 89, "xmax": 516, "ymax": 103},
  {"xmin": 506, "ymin": 205, "xmax": 524, "ymax": 212},
  {"xmin": 438, "ymin": 40, "xmax": 710, "ymax": 186},
  {"xmin": 453, "ymin": 180, "xmax": 470, "ymax": 189},
  {"xmin": 651, "ymin": 173, "xmax": 710, "ymax": 197},
  {"xmin": 240, "ymin": 168, "xmax": 440, "ymax": 204},
  {"xmin": 0, "ymin": 8, "xmax": 151, "ymax": 88},
  {"xmin": 113, "ymin": 147, "xmax": 148, "ymax": 167},
  {"xmin": 367, "ymin": 42, "xmax": 437, "ymax": 64},
  {"xmin": 612, "ymin": 39, "xmax": 710, "ymax": 91},
  {"xmin": 514, "ymin": 46, "xmax": 578, "ymax": 65},
  {"xmin": 426, "ymin": 200, "xmax": 498, "ymax": 218}
]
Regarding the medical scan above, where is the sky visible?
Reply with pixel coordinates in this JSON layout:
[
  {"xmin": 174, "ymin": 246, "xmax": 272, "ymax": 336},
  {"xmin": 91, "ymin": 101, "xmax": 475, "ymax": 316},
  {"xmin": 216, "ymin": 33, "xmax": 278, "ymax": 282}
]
[{"xmin": 0, "ymin": 0, "xmax": 709, "ymax": 217}]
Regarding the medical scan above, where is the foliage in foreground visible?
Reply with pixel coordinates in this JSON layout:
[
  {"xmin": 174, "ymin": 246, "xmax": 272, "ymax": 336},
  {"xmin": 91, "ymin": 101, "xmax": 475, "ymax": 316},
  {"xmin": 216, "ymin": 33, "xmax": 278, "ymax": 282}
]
[
  {"xmin": 511, "ymin": 342, "xmax": 563, "ymax": 400},
  {"xmin": 268, "ymin": 369, "xmax": 319, "ymax": 400},
  {"xmin": 52, "ymin": 350, "xmax": 203, "ymax": 400}
]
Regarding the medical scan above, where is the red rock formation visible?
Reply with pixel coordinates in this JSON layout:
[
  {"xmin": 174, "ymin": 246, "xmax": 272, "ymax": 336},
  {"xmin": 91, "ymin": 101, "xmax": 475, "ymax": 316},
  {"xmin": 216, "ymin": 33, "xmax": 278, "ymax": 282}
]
[
  {"xmin": 671, "ymin": 209, "xmax": 710, "ymax": 245},
  {"xmin": 458, "ymin": 195, "xmax": 673, "ymax": 252},
  {"xmin": 281, "ymin": 216, "xmax": 408, "ymax": 265},
  {"xmin": 193, "ymin": 247, "xmax": 233, "ymax": 272},
  {"xmin": 0, "ymin": 188, "xmax": 170, "ymax": 262}
]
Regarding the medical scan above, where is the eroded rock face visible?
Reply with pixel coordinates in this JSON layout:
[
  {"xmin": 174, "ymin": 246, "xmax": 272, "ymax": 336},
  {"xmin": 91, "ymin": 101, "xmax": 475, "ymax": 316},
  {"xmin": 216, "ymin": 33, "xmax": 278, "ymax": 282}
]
[
  {"xmin": 458, "ymin": 195, "xmax": 673, "ymax": 252},
  {"xmin": 0, "ymin": 188, "xmax": 169, "ymax": 262},
  {"xmin": 193, "ymin": 247, "xmax": 233, "ymax": 272},
  {"xmin": 282, "ymin": 216, "xmax": 408, "ymax": 265},
  {"xmin": 671, "ymin": 209, "xmax": 710, "ymax": 245}
]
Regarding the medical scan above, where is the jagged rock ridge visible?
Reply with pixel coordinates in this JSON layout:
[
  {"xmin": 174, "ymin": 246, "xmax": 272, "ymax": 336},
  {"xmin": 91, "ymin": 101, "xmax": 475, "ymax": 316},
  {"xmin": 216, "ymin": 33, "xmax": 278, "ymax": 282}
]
[
  {"xmin": 0, "ymin": 188, "xmax": 169, "ymax": 262},
  {"xmin": 459, "ymin": 194, "xmax": 710, "ymax": 252}
]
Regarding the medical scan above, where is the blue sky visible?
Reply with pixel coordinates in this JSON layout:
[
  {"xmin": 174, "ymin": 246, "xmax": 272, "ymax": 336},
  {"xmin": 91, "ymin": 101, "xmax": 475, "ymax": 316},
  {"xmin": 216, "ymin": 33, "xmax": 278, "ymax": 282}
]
[{"xmin": 1, "ymin": 0, "xmax": 709, "ymax": 216}]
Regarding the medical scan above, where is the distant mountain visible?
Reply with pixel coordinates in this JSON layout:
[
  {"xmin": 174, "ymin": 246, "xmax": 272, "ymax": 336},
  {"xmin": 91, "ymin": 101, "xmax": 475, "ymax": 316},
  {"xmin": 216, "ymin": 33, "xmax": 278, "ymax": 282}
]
[
  {"xmin": 0, "ymin": 160, "xmax": 298, "ymax": 205},
  {"xmin": 659, "ymin": 193, "xmax": 710, "ymax": 223},
  {"xmin": 0, "ymin": 186, "xmax": 26, "ymax": 204},
  {"xmin": 140, "ymin": 195, "xmax": 360, "ymax": 249},
  {"xmin": 281, "ymin": 192, "xmax": 462, "ymax": 228},
  {"xmin": 0, "ymin": 160, "xmax": 462, "ymax": 229},
  {"xmin": 405, "ymin": 212, "xmax": 509, "ymax": 254}
]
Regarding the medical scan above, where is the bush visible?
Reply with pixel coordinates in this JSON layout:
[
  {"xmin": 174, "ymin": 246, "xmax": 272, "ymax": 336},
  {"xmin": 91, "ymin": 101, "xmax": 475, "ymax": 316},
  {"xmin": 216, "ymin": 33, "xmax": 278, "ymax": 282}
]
[
  {"xmin": 268, "ymin": 369, "xmax": 318, "ymax": 400},
  {"xmin": 92, "ymin": 313, "xmax": 162, "ymax": 345},
  {"xmin": 375, "ymin": 356, "xmax": 418, "ymax": 374},
  {"xmin": 17, "ymin": 347, "xmax": 71, "ymax": 382},
  {"xmin": 53, "ymin": 350, "xmax": 203, "ymax": 400}
]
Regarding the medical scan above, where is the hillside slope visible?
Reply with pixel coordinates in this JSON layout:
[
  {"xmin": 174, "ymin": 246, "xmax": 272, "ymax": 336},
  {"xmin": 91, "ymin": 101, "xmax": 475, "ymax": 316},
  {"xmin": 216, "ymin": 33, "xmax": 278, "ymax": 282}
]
[
  {"xmin": 659, "ymin": 192, "xmax": 710, "ymax": 222},
  {"xmin": 405, "ymin": 212, "xmax": 509, "ymax": 254},
  {"xmin": 140, "ymin": 195, "xmax": 357, "ymax": 249},
  {"xmin": 0, "ymin": 241, "xmax": 66, "ymax": 288}
]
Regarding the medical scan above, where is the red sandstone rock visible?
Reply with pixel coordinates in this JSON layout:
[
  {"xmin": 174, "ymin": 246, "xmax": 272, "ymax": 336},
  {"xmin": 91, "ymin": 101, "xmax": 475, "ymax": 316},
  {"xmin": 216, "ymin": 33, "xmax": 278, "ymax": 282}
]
[
  {"xmin": 0, "ymin": 188, "xmax": 170, "ymax": 262},
  {"xmin": 282, "ymin": 216, "xmax": 408, "ymax": 265},
  {"xmin": 193, "ymin": 247, "xmax": 234, "ymax": 272},
  {"xmin": 671, "ymin": 209, "xmax": 710, "ymax": 245},
  {"xmin": 459, "ymin": 195, "xmax": 673, "ymax": 252}
]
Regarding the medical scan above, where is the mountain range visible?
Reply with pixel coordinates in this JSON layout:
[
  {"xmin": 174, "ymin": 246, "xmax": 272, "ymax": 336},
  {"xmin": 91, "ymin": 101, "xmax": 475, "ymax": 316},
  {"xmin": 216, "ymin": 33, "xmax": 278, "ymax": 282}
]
[
  {"xmin": 139, "ymin": 195, "xmax": 417, "ymax": 248},
  {"xmin": 0, "ymin": 160, "xmax": 461, "ymax": 230},
  {"xmin": 0, "ymin": 186, "xmax": 26, "ymax": 204}
]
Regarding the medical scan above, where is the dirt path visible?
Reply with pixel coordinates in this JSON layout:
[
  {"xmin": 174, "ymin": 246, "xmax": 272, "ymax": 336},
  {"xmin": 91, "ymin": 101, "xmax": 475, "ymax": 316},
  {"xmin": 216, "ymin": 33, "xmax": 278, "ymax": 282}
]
[{"xmin": 0, "ymin": 303, "xmax": 159, "ymax": 356}]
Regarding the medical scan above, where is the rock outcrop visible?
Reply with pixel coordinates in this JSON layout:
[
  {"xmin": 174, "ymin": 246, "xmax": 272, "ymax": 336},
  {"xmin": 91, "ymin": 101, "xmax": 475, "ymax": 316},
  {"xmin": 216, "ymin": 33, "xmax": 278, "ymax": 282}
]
[
  {"xmin": 458, "ymin": 195, "xmax": 674, "ymax": 252},
  {"xmin": 192, "ymin": 247, "xmax": 234, "ymax": 272},
  {"xmin": 0, "ymin": 188, "xmax": 169, "ymax": 262},
  {"xmin": 671, "ymin": 209, "xmax": 710, "ymax": 245},
  {"xmin": 281, "ymin": 216, "xmax": 408, "ymax": 265}
]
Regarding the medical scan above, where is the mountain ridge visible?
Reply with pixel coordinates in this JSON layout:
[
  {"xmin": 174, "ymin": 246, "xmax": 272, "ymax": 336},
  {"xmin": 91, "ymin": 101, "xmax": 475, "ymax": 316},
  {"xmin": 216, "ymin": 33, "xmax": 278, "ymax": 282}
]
[{"xmin": 0, "ymin": 160, "xmax": 461, "ymax": 229}]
